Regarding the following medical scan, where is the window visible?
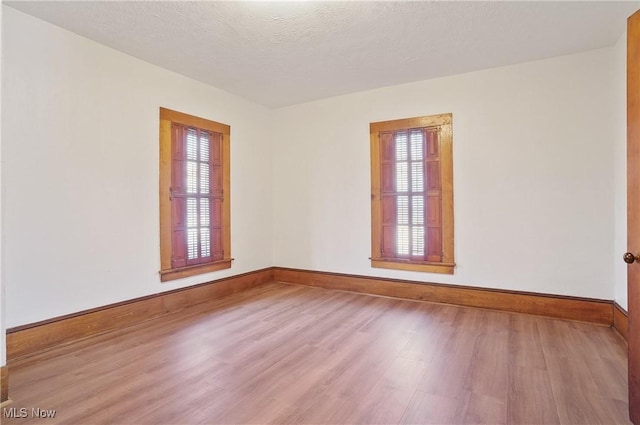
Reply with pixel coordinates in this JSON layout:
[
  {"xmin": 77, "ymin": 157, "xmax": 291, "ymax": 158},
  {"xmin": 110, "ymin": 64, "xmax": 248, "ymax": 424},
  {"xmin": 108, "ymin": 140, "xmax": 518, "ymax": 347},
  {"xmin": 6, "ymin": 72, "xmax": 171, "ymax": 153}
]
[
  {"xmin": 370, "ymin": 113, "xmax": 454, "ymax": 274},
  {"xmin": 159, "ymin": 108, "xmax": 231, "ymax": 281}
]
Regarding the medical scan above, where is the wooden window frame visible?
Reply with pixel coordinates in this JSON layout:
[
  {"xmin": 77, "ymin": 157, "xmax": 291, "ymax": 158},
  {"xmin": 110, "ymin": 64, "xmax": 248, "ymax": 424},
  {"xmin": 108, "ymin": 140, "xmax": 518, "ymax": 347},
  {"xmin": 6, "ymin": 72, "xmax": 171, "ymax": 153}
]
[
  {"xmin": 159, "ymin": 108, "xmax": 231, "ymax": 282},
  {"xmin": 370, "ymin": 113, "xmax": 455, "ymax": 274}
]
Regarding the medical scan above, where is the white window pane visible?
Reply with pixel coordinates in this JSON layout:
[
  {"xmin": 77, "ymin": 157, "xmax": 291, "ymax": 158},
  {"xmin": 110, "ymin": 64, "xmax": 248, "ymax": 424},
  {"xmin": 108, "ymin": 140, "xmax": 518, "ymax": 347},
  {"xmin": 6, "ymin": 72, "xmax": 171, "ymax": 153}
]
[
  {"xmin": 187, "ymin": 228, "xmax": 198, "ymax": 260},
  {"xmin": 397, "ymin": 226, "xmax": 409, "ymax": 255},
  {"xmin": 412, "ymin": 226, "xmax": 425, "ymax": 256},
  {"xmin": 412, "ymin": 196, "xmax": 424, "ymax": 225},
  {"xmin": 410, "ymin": 129, "xmax": 423, "ymax": 161},
  {"xmin": 396, "ymin": 162, "xmax": 408, "ymax": 192},
  {"xmin": 200, "ymin": 199, "xmax": 210, "ymax": 227},
  {"xmin": 199, "ymin": 132, "xmax": 210, "ymax": 162},
  {"xmin": 397, "ymin": 196, "xmax": 409, "ymax": 225},
  {"xmin": 187, "ymin": 198, "xmax": 198, "ymax": 228},
  {"xmin": 200, "ymin": 228, "xmax": 210, "ymax": 257},
  {"xmin": 186, "ymin": 129, "xmax": 198, "ymax": 161},
  {"xmin": 199, "ymin": 163, "xmax": 210, "ymax": 194},
  {"xmin": 411, "ymin": 162, "xmax": 424, "ymax": 192},
  {"xmin": 395, "ymin": 132, "xmax": 408, "ymax": 161},
  {"xmin": 186, "ymin": 161, "xmax": 197, "ymax": 194}
]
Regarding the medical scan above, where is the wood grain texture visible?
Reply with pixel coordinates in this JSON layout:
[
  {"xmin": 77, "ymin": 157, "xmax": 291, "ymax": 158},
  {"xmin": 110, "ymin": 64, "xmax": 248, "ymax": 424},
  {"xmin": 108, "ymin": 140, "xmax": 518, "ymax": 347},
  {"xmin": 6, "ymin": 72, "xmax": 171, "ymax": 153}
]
[
  {"xmin": 628, "ymin": 9, "xmax": 640, "ymax": 423},
  {"xmin": 274, "ymin": 267, "xmax": 614, "ymax": 325},
  {"xmin": 439, "ymin": 121, "xmax": 455, "ymax": 266},
  {"xmin": 370, "ymin": 113, "xmax": 452, "ymax": 133},
  {"xmin": 159, "ymin": 107, "xmax": 230, "ymax": 134},
  {"xmin": 1, "ymin": 366, "xmax": 7, "ymax": 403},
  {"xmin": 6, "ymin": 268, "xmax": 273, "ymax": 362},
  {"xmin": 2, "ymin": 283, "xmax": 630, "ymax": 425},
  {"xmin": 221, "ymin": 127, "xmax": 231, "ymax": 266},
  {"xmin": 614, "ymin": 302, "xmax": 629, "ymax": 341},
  {"xmin": 370, "ymin": 259, "xmax": 455, "ymax": 274},
  {"xmin": 159, "ymin": 118, "xmax": 173, "ymax": 271},
  {"xmin": 159, "ymin": 260, "xmax": 233, "ymax": 282}
]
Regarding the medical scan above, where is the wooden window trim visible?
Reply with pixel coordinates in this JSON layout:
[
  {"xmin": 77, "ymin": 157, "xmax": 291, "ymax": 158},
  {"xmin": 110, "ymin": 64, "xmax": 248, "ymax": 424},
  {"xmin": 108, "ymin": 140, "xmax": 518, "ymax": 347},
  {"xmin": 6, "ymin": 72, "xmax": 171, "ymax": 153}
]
[
  {"xmin": 370, "ymin": 113, "xmax": 454, "ymax": 274},
  {"xmin": 369, "ymin": 259, "xmax": 455, "ymax": 274},
  {"xmin": 159, "ymin": 107, "xmax": 231, "ymax": 282}
]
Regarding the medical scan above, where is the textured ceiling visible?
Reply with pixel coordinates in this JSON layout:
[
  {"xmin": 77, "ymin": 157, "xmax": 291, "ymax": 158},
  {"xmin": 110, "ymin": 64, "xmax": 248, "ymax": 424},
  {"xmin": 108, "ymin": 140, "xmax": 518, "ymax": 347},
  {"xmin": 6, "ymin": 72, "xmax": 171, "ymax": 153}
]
[{"xmin": 5, "ymin": 1, "xmax": 640, "ymax": 108}]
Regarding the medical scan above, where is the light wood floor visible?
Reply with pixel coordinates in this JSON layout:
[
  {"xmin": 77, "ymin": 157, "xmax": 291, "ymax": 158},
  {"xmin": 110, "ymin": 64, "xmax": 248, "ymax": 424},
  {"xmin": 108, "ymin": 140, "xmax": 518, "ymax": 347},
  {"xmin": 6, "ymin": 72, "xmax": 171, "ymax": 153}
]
[{"xmin": 3, "ymin": 282, "xmax": 632, "ymax": 424}]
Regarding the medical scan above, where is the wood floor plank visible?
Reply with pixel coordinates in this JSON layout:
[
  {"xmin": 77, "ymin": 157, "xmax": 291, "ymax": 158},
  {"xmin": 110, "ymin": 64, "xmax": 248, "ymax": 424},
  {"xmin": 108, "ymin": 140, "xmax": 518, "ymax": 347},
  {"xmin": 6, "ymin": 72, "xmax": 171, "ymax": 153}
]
[
  {"xmin": 458, "ymin": 391, "xmax": 507, "ymax": 425},
  {"xmin": 2, "ymin": 282, "xmax": 632, "ymax": 425},
  {"xmin": 507, "ymin": 365, "xmax": 561, "ymax": 425},
  {"xmin": 400, "ymin": 391, "xmax": 461, "ymax": 425},
  {"xmin": 464, "ymin": 312, "xmax": 509, "ymax": 401},
  {"xmin": 507, "ymin": 315, "xmax": 561, "ymax": 425},
  {"xmin": 508, "ymin": 314, "xmax": 548, "ymax": 370},
  {"xmin": 416, "ymin": 328, "xmax": 477, "ymax": 398}
]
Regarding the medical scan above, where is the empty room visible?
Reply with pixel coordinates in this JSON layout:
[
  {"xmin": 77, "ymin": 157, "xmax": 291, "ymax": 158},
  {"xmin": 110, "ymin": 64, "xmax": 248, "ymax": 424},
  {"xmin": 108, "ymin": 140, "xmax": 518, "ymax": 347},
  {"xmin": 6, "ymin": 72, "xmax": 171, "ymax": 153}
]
[{"xmin": 1, "ymin": 1, "xmax": 640, "ymax": 424}]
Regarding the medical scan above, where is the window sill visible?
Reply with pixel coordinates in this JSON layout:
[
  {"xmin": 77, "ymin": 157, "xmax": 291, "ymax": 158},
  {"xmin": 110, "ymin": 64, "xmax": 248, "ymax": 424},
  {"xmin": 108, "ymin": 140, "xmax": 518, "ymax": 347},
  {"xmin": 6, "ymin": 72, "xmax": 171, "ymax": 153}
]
[
  {"xmin": 160, "ymin": 259, "xmax": 232, "ymax": 282},
  {"xmin": 370, "ymin": 258, "xmax": 455, "ymax": 275}
]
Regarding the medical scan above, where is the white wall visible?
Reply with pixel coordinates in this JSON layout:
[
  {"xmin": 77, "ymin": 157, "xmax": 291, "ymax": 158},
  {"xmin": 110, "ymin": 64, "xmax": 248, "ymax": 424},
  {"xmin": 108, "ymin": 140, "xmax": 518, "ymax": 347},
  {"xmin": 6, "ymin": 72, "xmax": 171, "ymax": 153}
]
[
  {"xmin": 0, "ymin": 2, "xmax": 5, "ymax": 367},
  {"xmin": 273, "ymin": 48, "xmax": 618, "ymax": 300},
  {"xmin": 2, "ymin": 6, "xmax": 273, "ymax": 328},
  {"xmin": 614, "ymin": 29, "xmax": 629, "ymax": 311}
]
